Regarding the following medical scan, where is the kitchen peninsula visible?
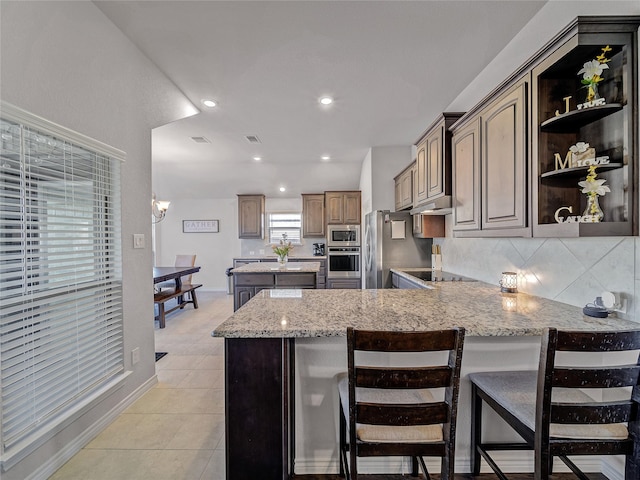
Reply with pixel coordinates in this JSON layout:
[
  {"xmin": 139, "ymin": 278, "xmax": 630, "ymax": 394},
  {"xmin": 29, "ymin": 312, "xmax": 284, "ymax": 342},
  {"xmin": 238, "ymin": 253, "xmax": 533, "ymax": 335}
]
[
  {"xmin": 231, "ymin": 261, "xmax": 320, "ymax": 311},
  {"xmin": 213, "ymin": 281, "xmax": 639, "ymax": 479}
]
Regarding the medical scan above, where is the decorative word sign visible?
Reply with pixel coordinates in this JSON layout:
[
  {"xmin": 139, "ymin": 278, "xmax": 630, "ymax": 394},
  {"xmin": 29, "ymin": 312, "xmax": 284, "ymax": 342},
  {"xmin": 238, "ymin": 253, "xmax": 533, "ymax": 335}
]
[
  {"xmin": 554, "ymin": 206, "xmax": 600, "ymax": 224},
  {"xmin": 553, "ymin": 142, "xmax": 609, "ymax": 170},
  {"xmin": 183, "ymin": 219, "xmax": 219, "ymax": 233},
  {"xmin": 577, "ymin": 97, "xmax": 606, "ymax": 110}
]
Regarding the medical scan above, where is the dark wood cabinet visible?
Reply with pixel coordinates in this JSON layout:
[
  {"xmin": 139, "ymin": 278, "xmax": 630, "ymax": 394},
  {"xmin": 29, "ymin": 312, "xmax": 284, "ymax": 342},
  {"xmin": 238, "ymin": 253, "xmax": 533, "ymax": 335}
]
[
  {"xmin": 531, "ymin": 16, "xmax": 639, "ymax": 237},
  {"xmin": 302, "ymin": 194, "xmax": 325, "ymax": 237},
  {"xmin": 452, "ymin": 78, "xmax": 528, "ymax": 236},
  {"xmin": 481, "ymin": 80, "xmax": 528, "ymax": 231},
  {"xmin": 233, "ymin": 271, "xmax": 317, "ymax": 310},
  {"xmin": 394, "ymin": 162, "xmax": 414, "ymax": 211},
  {"xmin": 237, "ymin": 194, "xmax": 264, "ymax": 239},
  {"xmin": 452, "ymin": 116, "xmax": 481, "ymax": 231},
  {"xmin": 414, "ymin": 113, "xmax": 463, "ymax": 210},
  {"xmin": 325, "ymin": 191, "xmax": 361, "ymax": 225}
]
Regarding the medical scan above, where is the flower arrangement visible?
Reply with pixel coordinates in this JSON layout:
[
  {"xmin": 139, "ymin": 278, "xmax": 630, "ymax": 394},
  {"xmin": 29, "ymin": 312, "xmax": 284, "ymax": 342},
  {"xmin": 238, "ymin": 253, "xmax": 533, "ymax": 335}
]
[
  {"xmin": 578, "ymin": 165, "xmax": 610, "ymax": 222},
  {"xmin": 577, "ymin": 45, "xmax": 611, "ymax": 102},
  {"xmin": 272, "ymin": 233, "xmax": 293, "ymax": 264}
]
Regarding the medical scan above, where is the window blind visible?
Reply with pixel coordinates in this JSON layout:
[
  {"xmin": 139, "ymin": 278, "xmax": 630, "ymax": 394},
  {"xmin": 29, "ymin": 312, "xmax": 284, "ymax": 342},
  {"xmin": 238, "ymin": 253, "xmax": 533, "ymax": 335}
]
[
  {"xmin": 0, "ymin": 108, "xmax": 124, "ymax": 461},
  {"xmin": 268, "ymin": 213, "xmax": 302, "ymax": 244}
]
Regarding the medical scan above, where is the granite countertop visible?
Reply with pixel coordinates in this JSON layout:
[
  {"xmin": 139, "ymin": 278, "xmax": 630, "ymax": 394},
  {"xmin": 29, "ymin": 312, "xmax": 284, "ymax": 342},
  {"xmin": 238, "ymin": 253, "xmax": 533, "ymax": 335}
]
[
  {"xmin": 213, "ymin": 280, "xmax": 638, "ymax": 338},
  {"xmin": 231, "ymin": 261, "xmax": 321, "ymax": 274},
  {"xmin": 234, "ymin": 255, "xmax": 327, "ymax": 260}
]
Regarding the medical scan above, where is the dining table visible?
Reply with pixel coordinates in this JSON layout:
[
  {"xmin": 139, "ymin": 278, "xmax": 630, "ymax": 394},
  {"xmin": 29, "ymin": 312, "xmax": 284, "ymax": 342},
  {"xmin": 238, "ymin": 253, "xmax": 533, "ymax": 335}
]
[
  {"xmin": 153, "ymin": 266, "xmax": 202, "ymax": 328},
  {"xmin": 153, "ymin": 265, "xmax": 201, "ymax": 290}
]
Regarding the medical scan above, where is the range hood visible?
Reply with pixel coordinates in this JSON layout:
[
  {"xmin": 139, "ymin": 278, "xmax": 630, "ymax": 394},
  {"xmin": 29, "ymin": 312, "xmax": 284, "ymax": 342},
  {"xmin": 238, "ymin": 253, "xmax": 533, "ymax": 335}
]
[{"xmin": 410, "ymin": 195, "xmax": 452, "ymax": 215}]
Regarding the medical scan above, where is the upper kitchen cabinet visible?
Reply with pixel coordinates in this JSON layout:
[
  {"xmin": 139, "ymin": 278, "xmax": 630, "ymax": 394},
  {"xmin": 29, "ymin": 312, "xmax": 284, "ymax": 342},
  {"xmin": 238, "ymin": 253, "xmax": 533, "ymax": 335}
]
[
  {"xmin": 237, "ymin": 194, "xmax": 265, "ymax": 239},
  {"xmin": 413, "ymin": 113, "xmax": 463, "ymax": 212},
  {"xmin": 302, "ymin": 193, "xmax": 325, "ymax": 237},
  {"xmin": 451, "ymin": 116, "xmax": 481, "ymax": 231},
  {"xmin": 394, "ymin": 162, "xmax": 414, "ymax": 211},
  {"xmin": 532, "ymin": 16, "xmax": 639, "ymax": 237},
  {"xmin": 452, "ymin": 77, "xmax": 529, "ymax": 237},
  {"xmin": 325, "ymin": 191, "xmax": 361, "ymax": 225}
]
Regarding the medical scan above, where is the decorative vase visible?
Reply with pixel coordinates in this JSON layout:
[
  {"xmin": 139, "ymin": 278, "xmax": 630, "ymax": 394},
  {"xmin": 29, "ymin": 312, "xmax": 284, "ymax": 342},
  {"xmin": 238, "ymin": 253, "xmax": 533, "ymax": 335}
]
[
  {"xmin": 585, "ymin": 82, "xmax": 600, "ymax": 103},
  {"xmin": 278, "ymin": 254, "xmax": 288, "ymax": 266},
  {"xmin": 583, "ymin": 194, "xmax": 604, "ymax": 222}
]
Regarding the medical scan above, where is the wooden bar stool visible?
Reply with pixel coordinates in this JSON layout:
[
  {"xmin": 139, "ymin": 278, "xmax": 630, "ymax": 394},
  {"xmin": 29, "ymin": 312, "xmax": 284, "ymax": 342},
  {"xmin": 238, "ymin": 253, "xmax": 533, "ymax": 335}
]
[
  {"xmin": 337, "ymin": 327, "xmax": 465, "ymax": 479},
  {"xmin": 469, "ymin": 328, "xmax": 640, "ymax": 480}
]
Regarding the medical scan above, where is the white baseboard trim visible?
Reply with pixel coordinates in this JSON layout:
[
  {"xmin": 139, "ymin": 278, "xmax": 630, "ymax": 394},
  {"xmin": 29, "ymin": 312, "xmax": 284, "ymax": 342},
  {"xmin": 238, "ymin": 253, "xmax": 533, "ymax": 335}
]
[
  {"xmin": 26, "ymin": 374, "xmax": 158, "ymax": 480},
  {"xmin": 293, "ymin": 453, "xmax": 606, "ymax": 476}
]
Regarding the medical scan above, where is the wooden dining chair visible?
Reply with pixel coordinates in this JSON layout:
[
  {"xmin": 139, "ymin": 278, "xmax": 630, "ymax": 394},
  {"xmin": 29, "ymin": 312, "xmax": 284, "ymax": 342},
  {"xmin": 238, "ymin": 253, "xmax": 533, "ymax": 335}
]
[
  {"xmin": 338, "ymin": 327, "xmax": 465, "ymax": 480},
  {"xmin": 470, "ymin": 328, "xmax": 640, "ymax": 480}
]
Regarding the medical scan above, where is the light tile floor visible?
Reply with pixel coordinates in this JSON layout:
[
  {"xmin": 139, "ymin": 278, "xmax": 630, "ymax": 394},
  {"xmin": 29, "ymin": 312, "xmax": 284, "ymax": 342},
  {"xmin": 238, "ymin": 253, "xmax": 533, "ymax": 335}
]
[{"xmin": 50, "ymin": 291, "xmax": 233, "ymax": 480}]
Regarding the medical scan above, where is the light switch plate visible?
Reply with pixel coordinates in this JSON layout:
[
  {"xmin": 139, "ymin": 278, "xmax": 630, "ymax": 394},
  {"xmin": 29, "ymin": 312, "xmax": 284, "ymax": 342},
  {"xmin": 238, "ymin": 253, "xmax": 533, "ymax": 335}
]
[{"xmin": 133, "ymin": 234, "xmax": 145, "ymax": 249}]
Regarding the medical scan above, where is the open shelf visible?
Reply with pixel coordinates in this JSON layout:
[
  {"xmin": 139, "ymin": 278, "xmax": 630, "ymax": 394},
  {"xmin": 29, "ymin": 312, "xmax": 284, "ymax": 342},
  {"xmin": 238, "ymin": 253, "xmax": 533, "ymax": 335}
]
[
  {"xmin": 540, "ymin": 103, "xmax": 623, "ymax": 133},
  {"xmin": 540, "ymin": 162, "xmax": 623, "ymax": 179}
]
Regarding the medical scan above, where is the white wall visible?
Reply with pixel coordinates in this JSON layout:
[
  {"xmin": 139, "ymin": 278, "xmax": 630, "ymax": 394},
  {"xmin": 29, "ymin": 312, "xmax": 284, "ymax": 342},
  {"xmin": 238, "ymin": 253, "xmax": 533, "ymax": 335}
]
[
  {"xmin": 0, "ymin": 2, "xmax": 196, "ymax": 478},
  {"xmin": 359, "ymin": 146, "xmax": 412, "ymax": 215},
  {"xmin": 155, "ymin": 198, "xmax": 240, "ymax": 290},
  {"xmin": 440, "ymin": 1, "xmax": 640, "ymax": 324}
]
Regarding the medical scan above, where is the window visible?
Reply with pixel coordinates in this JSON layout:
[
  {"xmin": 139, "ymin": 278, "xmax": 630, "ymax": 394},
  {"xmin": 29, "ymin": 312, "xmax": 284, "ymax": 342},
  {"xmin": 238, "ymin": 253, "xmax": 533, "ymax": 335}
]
[
  {"xmin": 0, "ymin": 104, "xmax": 124, "ymax": 467},
  {"xmin": 268, "ymin": 212, "xmax": 302, "ymax": 244}
]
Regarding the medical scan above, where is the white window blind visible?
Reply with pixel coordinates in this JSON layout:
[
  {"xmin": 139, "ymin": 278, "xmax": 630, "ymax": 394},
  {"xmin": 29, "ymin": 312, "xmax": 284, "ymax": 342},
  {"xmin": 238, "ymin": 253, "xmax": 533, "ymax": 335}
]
[
  {"xmin": 0, "ymin": 106, "xmax": 124, "ymax": 463},
  {"xmin": 268, "ymin": 213, "xmax": 302, "ymax": 244}
]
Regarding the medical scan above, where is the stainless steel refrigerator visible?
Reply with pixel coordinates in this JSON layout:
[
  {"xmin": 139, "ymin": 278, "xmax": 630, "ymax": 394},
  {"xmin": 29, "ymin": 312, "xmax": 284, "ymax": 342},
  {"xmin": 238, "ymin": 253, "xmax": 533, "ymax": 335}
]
[{"xmin": 364, "ymin": 210, "xmax": 433, "ymax": 289}]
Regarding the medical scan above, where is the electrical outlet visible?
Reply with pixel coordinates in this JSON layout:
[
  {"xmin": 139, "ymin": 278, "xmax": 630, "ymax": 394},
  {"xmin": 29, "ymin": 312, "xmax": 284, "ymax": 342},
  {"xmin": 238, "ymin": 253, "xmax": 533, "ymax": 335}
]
[
  {"xmin": 249, "ymin": 251, "xmax": 255, "ymax": 255},
  {"xmin": 259, "ymin": 249, "xmax": 265, "ymax": 255},
  {"xmin": 131, "ymin": 347, "xmax": 140, "ymax": 365},
  {"xmin": 133, "ymin": 234, "xmax": 145, "ymax": 249}
]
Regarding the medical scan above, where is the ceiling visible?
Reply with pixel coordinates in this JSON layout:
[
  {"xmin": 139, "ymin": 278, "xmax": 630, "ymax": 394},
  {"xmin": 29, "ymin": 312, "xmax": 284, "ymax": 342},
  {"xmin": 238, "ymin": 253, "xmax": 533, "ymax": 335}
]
[{"xmin": 95, "ymin": 0, "xmax": 547, "ymax": 200}]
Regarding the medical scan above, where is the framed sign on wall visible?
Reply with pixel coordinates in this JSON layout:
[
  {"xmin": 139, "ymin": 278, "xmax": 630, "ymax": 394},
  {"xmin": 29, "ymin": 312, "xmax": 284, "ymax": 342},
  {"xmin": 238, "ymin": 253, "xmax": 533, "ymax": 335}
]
[{"xmin": 182, "ymin": 219, "xmax": 219, "ymax": 233}]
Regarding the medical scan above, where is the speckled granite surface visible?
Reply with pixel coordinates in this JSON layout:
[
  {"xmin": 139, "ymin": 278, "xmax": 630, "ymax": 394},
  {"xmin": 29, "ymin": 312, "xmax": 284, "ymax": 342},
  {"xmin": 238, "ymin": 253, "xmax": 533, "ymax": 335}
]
[
  {"xmin": 231, "ymin": 261, "xmax": 320, "ymax": 273},
  {"xmin": 213, "ymin": 279, "xmax": 638, "ymax": 338}
]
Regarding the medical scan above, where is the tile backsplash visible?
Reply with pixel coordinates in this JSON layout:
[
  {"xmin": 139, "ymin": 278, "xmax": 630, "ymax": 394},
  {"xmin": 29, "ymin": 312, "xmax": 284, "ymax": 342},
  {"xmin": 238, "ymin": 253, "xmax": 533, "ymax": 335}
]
[{"xmin": 438, "ymin": 225, "xmax": 638, "ymax": 323}]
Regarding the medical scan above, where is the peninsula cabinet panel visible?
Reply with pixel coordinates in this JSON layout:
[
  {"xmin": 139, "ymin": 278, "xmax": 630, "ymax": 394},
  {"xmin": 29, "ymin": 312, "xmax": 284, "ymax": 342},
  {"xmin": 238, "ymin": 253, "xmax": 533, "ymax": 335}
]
[
  {"xmin": 325, "ymin": 191, "xmax": 361, "ymax": 225},
  {"xmin": 452, "ymin": 117, "xmax": 481, "ymax": 231},
  {"xmin": 481, "ymin": 81, "xmax": 527, "ymax": 231},
  {"xmin": 237, "ymin": 194, "xmax": 264, "ymax": 239},
  {"xmin": 302, "ymin": 194, "xmax": 325, "ymax": 237}
]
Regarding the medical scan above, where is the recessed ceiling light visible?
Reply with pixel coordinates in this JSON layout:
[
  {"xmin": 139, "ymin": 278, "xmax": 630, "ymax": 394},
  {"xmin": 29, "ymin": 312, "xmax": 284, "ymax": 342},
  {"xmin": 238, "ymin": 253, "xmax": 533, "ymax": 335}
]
[
  {"xmin": 319, "ymin": 96, "xmax": 333, "ymax": 105},
  {"xmin": 202, "ymin": 99, "xmax": 217, "ymax": 107},
  {"xmin": 253, "ymin": 156, "xmax": 262, "ymax": 161},
  {"xmin": 321, "ymin": 155, "xmax": 331, "ymax": 161},
  {"xmin": 279, "ymin": 187, "xmax": 286, "ymax": 192}
]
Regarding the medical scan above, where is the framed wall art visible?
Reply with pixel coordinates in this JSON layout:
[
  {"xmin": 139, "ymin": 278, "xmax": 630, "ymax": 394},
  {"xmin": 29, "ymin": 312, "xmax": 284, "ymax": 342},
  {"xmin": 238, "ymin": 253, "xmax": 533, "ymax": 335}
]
[{"xmin": 182, "ymin": 219, "xmax": 219, "ymax": 233}]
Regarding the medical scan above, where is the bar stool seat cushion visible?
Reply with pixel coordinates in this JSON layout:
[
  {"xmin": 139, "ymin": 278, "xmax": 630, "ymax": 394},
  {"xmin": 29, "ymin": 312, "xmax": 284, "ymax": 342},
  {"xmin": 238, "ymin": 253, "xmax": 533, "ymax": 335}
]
[
  {"xmin": 469, "ymin": 370, "xmax": 628, "ymax": 440},
  {"xmin": 337, "ymin": 373, "xmax": 443, "ymax": 443}
]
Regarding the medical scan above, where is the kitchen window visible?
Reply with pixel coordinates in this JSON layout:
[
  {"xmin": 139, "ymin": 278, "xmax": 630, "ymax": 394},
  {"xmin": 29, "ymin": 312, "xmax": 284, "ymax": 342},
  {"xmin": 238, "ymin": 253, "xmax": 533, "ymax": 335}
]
[
  {"xmin": 0, "ymin": 103, "xmax": 125, "ymax": 468},
  {"xmin": 268, "ymin": 212, "xmax": 302, "ymax": 244}
]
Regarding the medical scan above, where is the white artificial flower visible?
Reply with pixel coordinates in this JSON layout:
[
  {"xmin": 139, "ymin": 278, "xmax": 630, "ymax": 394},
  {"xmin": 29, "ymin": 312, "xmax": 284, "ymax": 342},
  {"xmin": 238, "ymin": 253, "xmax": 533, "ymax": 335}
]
[
  {"xmin": 578, "ymin": 178, "xmax": 611, "ymax": 196},
  {"xmin": 578, "ymin": 60, "xmax": 609, "ymax": 81},
  {"xmin": 570, "ymin": 142, "xmax": 590, "ymax": 154}
]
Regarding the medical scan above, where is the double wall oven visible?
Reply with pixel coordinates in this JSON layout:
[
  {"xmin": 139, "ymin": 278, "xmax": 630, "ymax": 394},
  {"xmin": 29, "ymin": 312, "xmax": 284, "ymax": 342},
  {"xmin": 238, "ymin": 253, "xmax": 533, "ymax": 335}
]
[{"xmin": 327, "ymin": 225, "xmax": 360, "ymax": 278}]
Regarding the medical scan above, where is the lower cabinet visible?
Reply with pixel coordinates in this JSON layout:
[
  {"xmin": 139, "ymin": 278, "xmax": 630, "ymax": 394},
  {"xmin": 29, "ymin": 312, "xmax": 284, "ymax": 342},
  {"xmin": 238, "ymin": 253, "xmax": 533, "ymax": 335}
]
[
  {"xmin": 326, "ymin": 278, "xmax": 361, "ymax": 289},
  {"xmin": 234, "ymin": 273, "xmax": 317, "ymax": 310}
]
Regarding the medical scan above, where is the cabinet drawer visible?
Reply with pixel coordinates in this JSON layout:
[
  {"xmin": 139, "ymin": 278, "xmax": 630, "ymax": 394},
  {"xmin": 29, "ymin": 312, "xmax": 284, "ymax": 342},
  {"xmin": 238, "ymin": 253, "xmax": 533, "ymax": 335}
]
[
  {"xmin": 275, "ymin": 273, "xmax": 316, "ymax": 287},
  {"xmin": 234, "ymin": 274, "xmax": 275, "ymax": 287}
]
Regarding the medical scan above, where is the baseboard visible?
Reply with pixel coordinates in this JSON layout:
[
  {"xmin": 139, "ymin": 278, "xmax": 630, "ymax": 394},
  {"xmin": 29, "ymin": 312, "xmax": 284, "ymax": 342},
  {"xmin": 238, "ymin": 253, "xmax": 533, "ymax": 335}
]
[
  {"xmin": 293, "ymin": 453, "xmax": 606, "ymax": 476},
  {"xmin": 25, "ymin": 374, "xmax": 158, "ymax": 480}
]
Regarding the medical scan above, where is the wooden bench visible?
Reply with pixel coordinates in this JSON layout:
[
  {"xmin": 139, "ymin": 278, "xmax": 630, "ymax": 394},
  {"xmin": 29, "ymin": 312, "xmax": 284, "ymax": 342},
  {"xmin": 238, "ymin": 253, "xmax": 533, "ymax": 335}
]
[{"xmin": 154, "ymin": 283, "xmax": 202, "ymax": 328}]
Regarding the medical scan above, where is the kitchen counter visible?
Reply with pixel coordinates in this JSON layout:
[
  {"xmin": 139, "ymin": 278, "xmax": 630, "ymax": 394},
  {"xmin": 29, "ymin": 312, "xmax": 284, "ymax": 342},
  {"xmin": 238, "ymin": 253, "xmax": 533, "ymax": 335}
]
[
  {"xmin": 213, "ymin": 280, "xmax": 636, "ymax": 338},
  {"xmin": 231, "ymin": 261, "xmax": 321, "ymax": 273},
  {"xmin": 234, "ymin": 255, "xmax": 326, "ymax": 261},
  {"xmin": 215, "ymin": 281, "xmax": 639, "ymax": 479}
]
